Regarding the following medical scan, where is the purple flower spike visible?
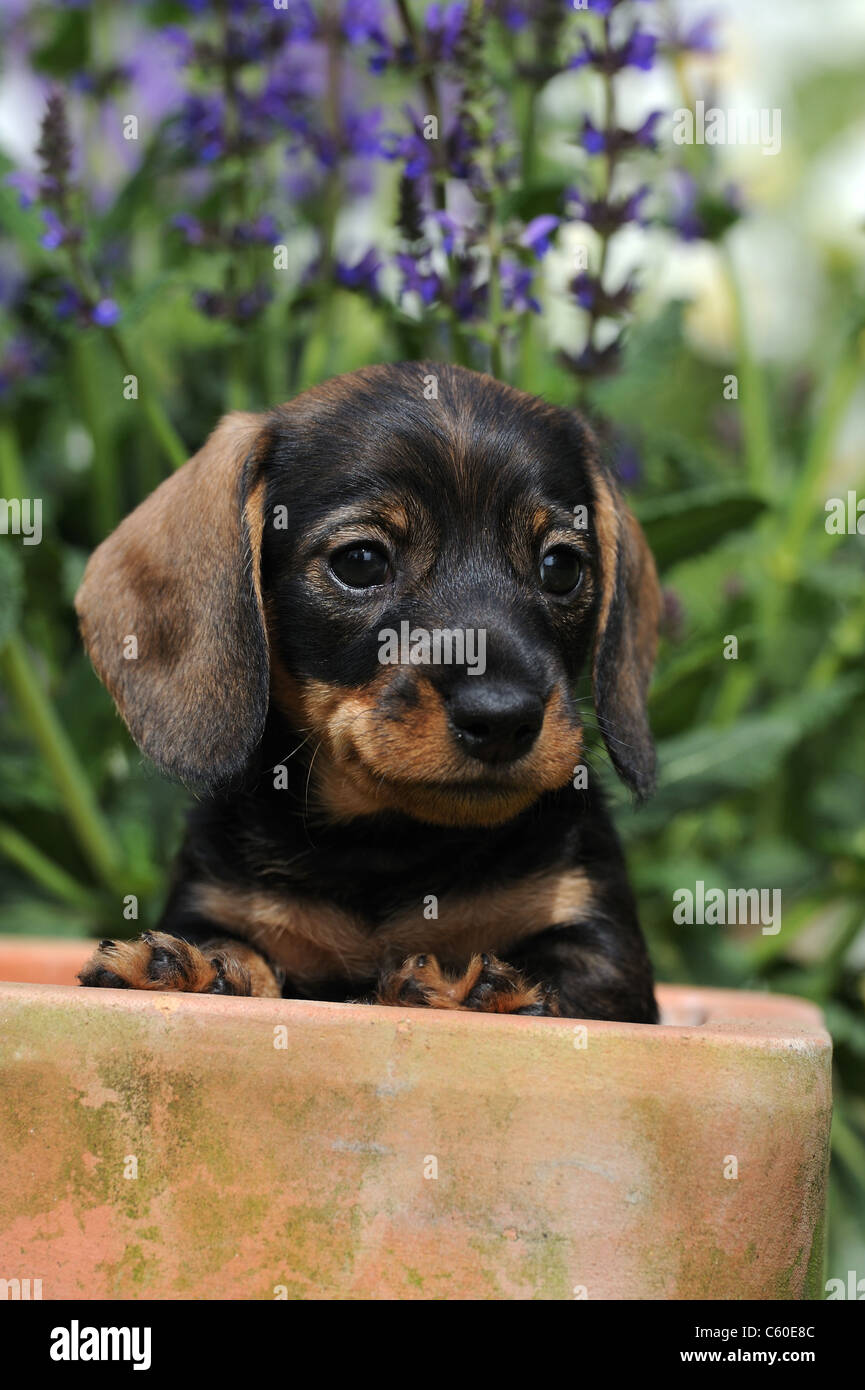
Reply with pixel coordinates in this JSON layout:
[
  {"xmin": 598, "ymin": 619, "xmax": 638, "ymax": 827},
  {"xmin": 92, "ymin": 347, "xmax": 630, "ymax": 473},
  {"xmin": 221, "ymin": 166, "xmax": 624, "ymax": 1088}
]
[
  {"xmin": 336, "ymin": 247, "xmax": 383, "ymax": 293},
  {"xmin": 161, "ymin": 25, "xmax": 195, "ymax": 66},
  {"xmin": 5, "ymin": 171, "xmax": 39, "ymax": 209},
  {"xmin": 425, "ymin": 3, "xmax": 467, "ymax": 63},
  {"xmin": 500, "ymin": 258, "xmax": 541, "ymax": 315},
  {"xmin": 0, "ymin": 335, "xmax": 43, "ymax": 397},
  {"xmin": 501, "ymin": 5, "xmax": 529, "ymax": 32},
  {"xmin": 40, "ymin": 209, "xmax": 66, "ymax": 250},
  {"xmin": 570, "ymin": 272, "xmax": 635, "ymax": 317},
  {"xmin": 667, "ymin": 169, "xmax": 702, "ymax": 240},
  {"xmin": 566, "ymin": 186, "xmax": 650, "ymax": 237},
  {"xmin": 396, "ymin": 252, "xmax": 441, "ymax": 306},
  {"xmin": 55, "ymin": 285, "xmax": 83, "ymax": 320},
  {"xmin": 432, "ymin": 211, "xmax": 460, "ymax": 255},
  {"xmin": 666, "ymin": 15, "xmax": 718, "ymax": 55},
  {"xmin": 342, "ymin": 0, "xmax": 393, "ymax": 66},
  {"xmin": 173, "ymin": 213, "xmax": 205, "ymax": 245},
  {"xmin": 623, "ymin": 30, "xmax": 657, "ymax": 72},
  {"xmin": 519, "ymin": 215, "xmax": 560, "ymax": 258},
  {"xmin": 580, "ymin": 120, "xmax": 606, "ymax": 155},
  {"xmin": 685, "ymin": 17, "xmax": 718, "ymax": 53},
  {"xmin": 389, "ymin": 110, "xmax": 438, "ymax": 180},
  {"xmin": 91, "ymin": 298, "xmax": 120, "ymax": 327},
  {"xmin": 561, "ymin": 3, "xmax": 687, "ymax": 383},
  {"xmin": 634, "ymin": 110, "xmax": 662, "ymax": 148},
  {"xmin": 346, "ymin": 106, "xmax": 387, "ymax": 160},
  {"xmin": 614, "ymin": 436, "xmax": 643, "ymax": 488},
  {"xmin": 623, "ymin": 185, "xmax": 651, "ymax": 226},
  {"xmin": 342, "ymin": 0, "xmax": 386, "ymax": 45},
  {"xmin": 276, "ymin": 0, "xmax": 318, "ymax": 41},
  {"xmin": 560, "ymin": 335, "xmax": 624, "ymax": 379},
  {"xmin": 452, "ymin": 269, "xmax": 487, "ymax": 322},
  {"xmin": 571, "ymin": 272, "xmax": 599, "ymax": 311},
  {"xmin": 570, "ymin": 18, "xmax": 658, "ymax": 75}
]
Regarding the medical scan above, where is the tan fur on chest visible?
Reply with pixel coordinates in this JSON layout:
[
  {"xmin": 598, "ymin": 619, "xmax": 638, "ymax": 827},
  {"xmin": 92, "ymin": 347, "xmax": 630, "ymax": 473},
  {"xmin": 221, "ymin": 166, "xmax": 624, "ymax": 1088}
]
[{"xmin": 189, "ymin": 868, "xmax": 593, "ymax": 989}]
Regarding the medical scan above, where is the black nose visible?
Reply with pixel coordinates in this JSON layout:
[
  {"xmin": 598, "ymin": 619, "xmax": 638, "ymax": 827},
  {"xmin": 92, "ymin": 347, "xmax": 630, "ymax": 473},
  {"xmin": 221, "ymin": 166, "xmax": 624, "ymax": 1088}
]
[{"xmin": 448, "ymin": 683, "xmax": 544, "ymax": 765}]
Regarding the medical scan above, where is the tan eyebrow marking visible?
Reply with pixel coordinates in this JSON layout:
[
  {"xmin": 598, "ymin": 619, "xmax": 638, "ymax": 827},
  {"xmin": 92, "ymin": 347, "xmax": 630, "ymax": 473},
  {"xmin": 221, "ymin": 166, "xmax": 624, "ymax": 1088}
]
[{"xmin": 290, "ymin": 498, "xmax": 416, "ymax": 558}]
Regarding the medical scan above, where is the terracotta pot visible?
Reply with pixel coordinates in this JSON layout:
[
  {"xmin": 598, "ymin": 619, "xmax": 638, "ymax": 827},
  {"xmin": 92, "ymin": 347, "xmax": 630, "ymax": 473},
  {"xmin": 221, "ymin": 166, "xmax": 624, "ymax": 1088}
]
[{"xmin": 0, "ymin": 936, "xmax": 831, "ymax": 1300}]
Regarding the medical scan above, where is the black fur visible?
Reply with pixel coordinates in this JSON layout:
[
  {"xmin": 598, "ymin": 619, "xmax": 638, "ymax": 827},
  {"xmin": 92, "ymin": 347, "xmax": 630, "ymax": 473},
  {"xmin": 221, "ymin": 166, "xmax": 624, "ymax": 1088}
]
[{"xmin": 153, "ymin": 363, "xmax": 659, "ymax": 1023}]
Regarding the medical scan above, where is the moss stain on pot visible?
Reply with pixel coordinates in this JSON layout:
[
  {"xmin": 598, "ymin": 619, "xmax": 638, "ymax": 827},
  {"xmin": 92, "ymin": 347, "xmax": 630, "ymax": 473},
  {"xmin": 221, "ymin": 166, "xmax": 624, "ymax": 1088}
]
[{"xmin": 0, "ymin": 977, "xmax": 832, "ymax": 1300}]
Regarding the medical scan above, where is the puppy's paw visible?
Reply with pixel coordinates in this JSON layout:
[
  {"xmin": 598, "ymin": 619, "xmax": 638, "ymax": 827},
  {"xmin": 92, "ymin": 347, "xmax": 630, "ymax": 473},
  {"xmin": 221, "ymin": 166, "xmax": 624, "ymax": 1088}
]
[
  {"xmin": 375, "ymin": 952, "xmax": 559, "ymax": 1016},
  {"xmin": 77, "ymin": 931, "xmax": 262, "ymax": 995}
]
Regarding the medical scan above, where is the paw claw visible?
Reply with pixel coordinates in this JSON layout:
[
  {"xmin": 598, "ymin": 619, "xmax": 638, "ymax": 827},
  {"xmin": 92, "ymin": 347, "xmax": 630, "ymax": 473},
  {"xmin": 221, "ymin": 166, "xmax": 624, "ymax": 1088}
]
[
  {"xmin": 77, "ymin": 933, "xmax": 254, "ymax": 995},
  {"xmin": 375, "ymin": 951, "xmax": 558, "ymax": 1015}
]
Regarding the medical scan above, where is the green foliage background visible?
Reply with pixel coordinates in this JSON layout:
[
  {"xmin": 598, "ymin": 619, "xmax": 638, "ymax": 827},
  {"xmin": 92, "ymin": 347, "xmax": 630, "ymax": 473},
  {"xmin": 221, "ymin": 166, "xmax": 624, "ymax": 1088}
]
[{"xmin": 0, "ymin": 0, "xmax": 863, "ymax": 1284}]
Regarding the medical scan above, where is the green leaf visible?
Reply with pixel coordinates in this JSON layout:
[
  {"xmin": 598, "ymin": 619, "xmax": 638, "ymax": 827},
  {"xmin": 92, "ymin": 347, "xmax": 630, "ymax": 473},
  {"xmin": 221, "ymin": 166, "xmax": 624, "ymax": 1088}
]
[
  {"xmin": 794, "ymin": 66, "xmax": 865, "ymax": 157},
  {"xmin": 0, "ymin": 156, "xmax": 46, "ymax": 254},
  {"xmin": 0, "ymin": 545, "xmax": 23, "ymax": 649},
  {"xmin": 31, "ymin": 9, "xmax": 89, "ymax": 77},
  {"xmin": 694, "ymin": 189, "xmax": 741, "ymax": 242},
  {"xmin": 0, "ymin": 893, "xmax": 97, "ymax": 937},
  {"xmin": 500, "ymin": 178, "xmax": 571, "ymax": 224},
  {"xmin": 0, "ymin": 750, "xmax": 61, "ymax": 813},
  {"xmin": 634, "ymin": 485, "xmax": 769, "ymax": 570},
  {"xmin": 825, "ymin": 1003, "xmax": 865, "ymax": 1061},
  {"xmin": 654, "ymin": 676, "xmax": 864, "ymax": 807},
  {"xmin": 651, "ymin": 633, "xmax": 756, "ymax": 706}
]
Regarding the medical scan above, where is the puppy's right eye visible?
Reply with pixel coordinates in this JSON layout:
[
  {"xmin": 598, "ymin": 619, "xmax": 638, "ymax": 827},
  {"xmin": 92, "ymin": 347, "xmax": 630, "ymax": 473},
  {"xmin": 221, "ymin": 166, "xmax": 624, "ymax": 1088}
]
[
  {"xmin": 539, "ymin": 544, "xmax": 583, "ymax": 596},
  {"xmin": 328, "ymin": 543, "xmax": 390, "ymax": 589}
]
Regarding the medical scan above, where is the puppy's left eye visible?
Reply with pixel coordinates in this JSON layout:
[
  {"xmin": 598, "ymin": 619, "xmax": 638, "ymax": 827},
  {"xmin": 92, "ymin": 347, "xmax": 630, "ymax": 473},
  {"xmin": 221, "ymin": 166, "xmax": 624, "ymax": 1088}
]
[
  {"xmin": 328, "ymin": 542, "xmax": 390, "ymax": 589},
  {"xmin": 540, "ymin": 545, "xmax": 583, "ymax": 596}
]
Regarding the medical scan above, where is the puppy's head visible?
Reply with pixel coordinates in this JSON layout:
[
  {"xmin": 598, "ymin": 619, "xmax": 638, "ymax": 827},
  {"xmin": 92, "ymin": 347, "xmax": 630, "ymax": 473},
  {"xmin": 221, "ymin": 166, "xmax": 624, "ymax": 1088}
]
[{"xmin": 76, "ymin": 363, "xmax": 660, "ymax": 826}]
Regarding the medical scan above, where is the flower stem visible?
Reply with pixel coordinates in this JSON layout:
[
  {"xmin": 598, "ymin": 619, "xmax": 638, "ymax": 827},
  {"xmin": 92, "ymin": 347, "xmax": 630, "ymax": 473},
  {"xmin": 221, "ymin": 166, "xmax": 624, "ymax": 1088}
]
[
  {"xmin": 724, "ymin": 247, "xmax": 774, "ymax": 495},
  {"xmin": 0, "ymin": 419, "xmax": 25, "ymax": 497},
  {"xmin": 758, "ymin": 334, "xmax": 859, "ymax": 673},
  {"xmin": 488, "ymin": 221, "xmax": 505, "ymax": 380},
  {"xmin": 221, "ymin": 0, "xmax": 251, "ymax": 410},
  {"xmin": 0, "ymin": 634, "xmax": 124, "ymax": 892},
  {"xmin": 780, "ymin": 349, "xmax": 861, "ymax": 576},
  {"xmin": 0, "ymin": 820, "xmax": 102, "ymax": 911},
  {"xmin": 72, "ymin": 335, "xmax": 117, "ymax": 535},
  {"xmin": 394, "ymin": 0, "xmax": 446, "ymax": 214},
  {"xmin": 65, "ymin": 246, "xmax": 188, "ymax": 470},
  {"xmin": 299, "ymin": 0, "xmax": 344, "ymax": 387},
  {"xmin": 102, "ymin": 323, "xmax": 188, "ymax": 470},
  {"xmin": 587, "ymin": 36, "xmax": 617, "ymax": 349},
  {"xmin": 574, "ymin": 18, "xmax": 621, "ymax": 402}
]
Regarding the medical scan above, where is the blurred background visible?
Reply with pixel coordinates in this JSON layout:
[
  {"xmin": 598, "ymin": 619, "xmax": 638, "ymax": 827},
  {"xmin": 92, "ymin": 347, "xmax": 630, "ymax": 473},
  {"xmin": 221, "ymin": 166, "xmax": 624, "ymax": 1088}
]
[{"xmin": 0, "ymin": 0, "xmax": 863, "ymax": 1281}]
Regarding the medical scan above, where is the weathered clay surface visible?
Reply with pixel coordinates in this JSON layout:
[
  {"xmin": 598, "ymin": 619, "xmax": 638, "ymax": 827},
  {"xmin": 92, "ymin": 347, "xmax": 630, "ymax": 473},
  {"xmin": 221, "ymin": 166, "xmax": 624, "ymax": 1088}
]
[{"xmin": 0, "ymin": 938, "xmax": 831, "ymax": 1300}]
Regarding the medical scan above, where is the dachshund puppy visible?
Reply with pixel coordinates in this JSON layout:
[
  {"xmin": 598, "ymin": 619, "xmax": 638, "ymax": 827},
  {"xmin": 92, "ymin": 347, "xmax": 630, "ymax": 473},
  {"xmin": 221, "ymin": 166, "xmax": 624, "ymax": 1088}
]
[{"xmin": 75, "ymin": 363, "xmax": 661, "ymax": 1022}]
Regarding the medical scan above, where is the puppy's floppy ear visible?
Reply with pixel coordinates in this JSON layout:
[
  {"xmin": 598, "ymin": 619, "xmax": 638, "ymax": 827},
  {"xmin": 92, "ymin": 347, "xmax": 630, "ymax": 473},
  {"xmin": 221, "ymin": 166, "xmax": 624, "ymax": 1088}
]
[
  {"xmin": 586, "ymin": 454, "xmax": 661, "ymax": 800},
  {"xmin": 75, "ymin": 412, "xmax": 271, "ymax": 791}
]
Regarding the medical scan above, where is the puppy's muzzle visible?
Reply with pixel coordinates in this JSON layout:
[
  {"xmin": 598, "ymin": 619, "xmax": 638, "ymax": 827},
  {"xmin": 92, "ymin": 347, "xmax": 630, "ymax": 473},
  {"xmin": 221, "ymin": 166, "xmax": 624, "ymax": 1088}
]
[{"xmin": 447, "ymin": 681, "xmax": 545, "ymax": 765}]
